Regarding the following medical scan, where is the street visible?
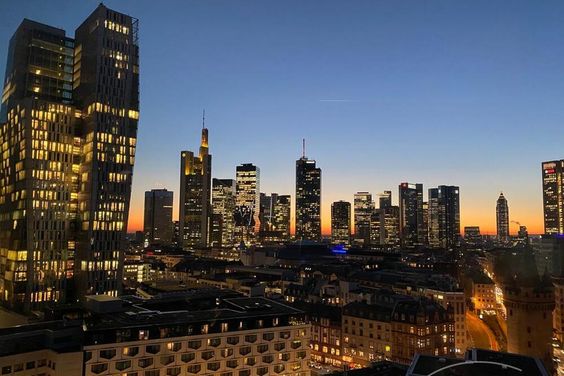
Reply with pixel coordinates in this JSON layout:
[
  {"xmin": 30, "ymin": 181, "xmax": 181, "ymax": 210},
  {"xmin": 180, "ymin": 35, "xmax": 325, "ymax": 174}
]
[{"xmin": 466, "ymin": 312, "xmax": 500, "ymax": 351}]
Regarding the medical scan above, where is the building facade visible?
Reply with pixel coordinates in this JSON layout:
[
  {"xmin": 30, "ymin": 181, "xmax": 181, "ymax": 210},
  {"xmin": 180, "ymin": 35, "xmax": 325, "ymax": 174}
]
[
  {"xmin": 542, "ymin": 160, "xmax": 564, "ymax": 235},
  {"xmin": 379, "ymin": 191, "xmax": 392, "ymax": 209},
  {"xmin": 0, "ymin": 4, "xmax": 139, "ymax": 311},
  {"xmin": 211, "ymin": 178, "xmax": 236, "ymax": 248},
  {"xmin": 399, "ymin": 183, "xmax": 424, "ymax": 248},
  {"xmin": 272, "ymin": 195, "xmax": 291, "ymax": 241},
  {"xmin": 179, "ymin": 127, "xmax": 212, "ymax": 249},
  {"xmin": 0, "ymin": 293, "xmax": 311, "ymax": 376},
  {"xmin": 143, "ymin": 189, "xmax": 173, "ymax": 245},
  {"xmin": 295, "ymin": 156, "xmax": 321, "ymax": 242},
  {"xmin": 427, "ymin": 186, "xmax": 460, "ymax": 249},
  {"xmin": 496, "ymin": 192, "xmax": 509, "ymax": 243},
  {"xmin": 354, "ymin": 192, "xmax": 373, "ymax": 247},
  {"xmin": 234, "ymin": 164, "xmax": 260, "ymax": 246},
  {"xmin": 331, "ymin": 201, "xmax": 351, "ymax": 246}
]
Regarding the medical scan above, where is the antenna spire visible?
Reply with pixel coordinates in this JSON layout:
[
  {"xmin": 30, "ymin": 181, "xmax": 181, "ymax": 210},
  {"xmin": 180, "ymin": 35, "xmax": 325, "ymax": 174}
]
[
  {"xmin": 302, "ymin": 138, "xmax": 306, "ymax": 158},
  {"xmin": 202, "ymin": 109, "xmax": 206, "ymax": 129}
]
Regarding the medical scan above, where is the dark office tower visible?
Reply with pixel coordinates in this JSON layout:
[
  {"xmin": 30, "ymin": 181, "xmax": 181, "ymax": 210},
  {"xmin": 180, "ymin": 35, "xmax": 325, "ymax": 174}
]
[
  {"xmin": 143, "ymin": 189, "xmax": 173, "ymax": 245},
  {"xmin": 331, "ymin": 201, "xmax": 351, "ymax": 246},
  {"xmin": 0, "ymin": 5, "xmax": 139, "ymax": 311},
  {"xmin": 379, "ymin": 191, "xmax": 392, "ymax": 209},
  {"xmin": 234, "ymin": 164, "xmax": 260, "ymax": 246},
  {"xmin": 272, "ymin": 195, "xmax": 291, "ymax": 241},
  {"xmin": 259, "ymin": 193, "xmax": 276, "ymax": 233},
  {"xmin": 428, "ymin": 188, "xmax": 440, "ymax": 248},
  {"xmin": 428, "ymin": 186, "xmax": 460, "ymax": 249},
  {"xmin": 179, "ymin": 125, "xmax": 212, "ymax": 249},
  {"xmin": 542, "ymin": 160, "xmax": 564, "ymax": 235},
  {"xmin": 354, "ymin": 192, "xmax": 373, "ymax": 247},
  {"xmin": 422, "ymin": 201, "xmax": 429, "ymax": 245},
  {"xmin": 380, "ymin": 206, "xmax": 401, "ymax": 247},
  {"xmin": 212, "ymin": 179, "xmax": 235, "ymax": 248},
  {"xmin": 398, "ymin": 183, "xmax": 424, "ymax": 248},
  {"xmin": 496, "ymin": 192, "xmax": 510, "ymax": 243},
  {"xmin": 464, "ymin": 226, "xmax": 482, "ymax": 247},
  {"xmin": 295, "ymin": 145, "xmax": 321, "ymax": 241}
]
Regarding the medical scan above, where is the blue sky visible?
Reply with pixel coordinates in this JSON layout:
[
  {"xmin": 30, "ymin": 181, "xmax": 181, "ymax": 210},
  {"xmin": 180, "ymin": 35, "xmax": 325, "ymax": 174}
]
[{"xmin": 1, "ymin": 0, "xmax": 563, "ymax": 233}]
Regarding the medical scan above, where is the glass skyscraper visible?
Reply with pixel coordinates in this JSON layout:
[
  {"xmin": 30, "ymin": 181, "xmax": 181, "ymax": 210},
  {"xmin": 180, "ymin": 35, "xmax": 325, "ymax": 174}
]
[
  {"xmin": 496, "ymin": 192, "xmax": 509, "ymax": 242},
  {"xmin": 543, "ymin": 160, "xmax": 564, "ymax": 235},
  {"xmin": 0, "ymin": 4, "xmax": 139, "ymax": 311},
  {"xmin": 179, "ymin": 127, "xmax": 212, "ymax": 249},
  {"xmin": 295, "ymin": 155, "xmax": 321, "ymax": 242},
  {"xmin": 398, "ymin": 182, "xmax": 424, "ymax": 248}
]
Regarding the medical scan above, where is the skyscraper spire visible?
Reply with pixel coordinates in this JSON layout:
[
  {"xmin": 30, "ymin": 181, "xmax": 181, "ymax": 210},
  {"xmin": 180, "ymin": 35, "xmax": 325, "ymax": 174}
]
[
  {"xmin": 302, "ymin": 138, "xmax": 306, "ymax": 159},
  {"xmin": 200, "ymin": 110, "xmax": 209, "ymax": 157}
]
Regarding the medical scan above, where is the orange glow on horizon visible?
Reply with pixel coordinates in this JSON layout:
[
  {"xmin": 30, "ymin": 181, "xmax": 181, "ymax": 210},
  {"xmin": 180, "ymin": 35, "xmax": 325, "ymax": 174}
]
[{"xmin": 127, "ymin": 210, "xmax": 545, "ymax": 236}]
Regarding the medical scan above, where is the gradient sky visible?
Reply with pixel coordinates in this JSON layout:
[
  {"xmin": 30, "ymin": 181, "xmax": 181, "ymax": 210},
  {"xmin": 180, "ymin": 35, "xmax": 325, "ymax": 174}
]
[{"xmin": 1, "ymin": 0, "xmax": 563, "ymax": 235}]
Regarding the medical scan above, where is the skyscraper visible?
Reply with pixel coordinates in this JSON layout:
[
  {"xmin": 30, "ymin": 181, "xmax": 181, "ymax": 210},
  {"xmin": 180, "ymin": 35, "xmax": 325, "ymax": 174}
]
[
  {"xmin": 0, "ymin": 5, "xmax": 139, "ymax": 311},
  {"xmin": 211, "ymin": 179, "xmax": 236, "ymax": 248},
  {"xmin": 428, "ymin": 186, "xmax": 460, "ymax": 249},
  {"xmin": 179, "ymin": 124, "xmax": 212, "ymax": 249},
  {"xmin": 143, "ymin": 189, "xmax": 173, "ymax": 245},
  {"xmin": 380, "ymin": 206, "xmax": 401, "ymax": 247},
  {"xmin": 259, "ymin": 192, "xmax": 276, "ymax": 233},
  {"xmin": 379, "ymin": 191, "xmax": 392, "ymax": 209},
  {"xmin": 331, "ymin": 201, "xmax": 351, "ymax": 246},
  {"xmin": 399, "ymin": 183, "xmax": 424, "ymax": 248},
  {"xmin": 354, "ymin": 192, "xmax": 373, "ymax": 247},
  {"xmin": 295, "ymin": 145, "xmax": 321, "ymax": 241},
  {"xmin": 542, "ymin": 160, "xmax": 564, "ymax": 235},
  {"xmin": 496, "ymin": 192, "xmax": 509, "ymax": 243},
  {"xmin": 428, "ymin": 188, "xmax": 440, "ymax": 248},
  {"xmin": 272, "ymin": 194, "xmax": 291, "ymax": 241},
  {"xmin": 234, "ymin": 164, "xmax": 260, "ymax": 246}
]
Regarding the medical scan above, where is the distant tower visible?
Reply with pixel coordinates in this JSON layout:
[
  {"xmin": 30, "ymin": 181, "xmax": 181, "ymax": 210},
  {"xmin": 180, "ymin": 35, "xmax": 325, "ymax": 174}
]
[
  {"xmin": 331, "ymin": 201, "xmax": 351, "ymax": 246},
  {"xmin": 295, "ymin": 140, "xmax": 322, "ymax": 241},
  {"xmin": 234, "ymin": 163, "xmax": 260, "ymax": 246},
  {"xmin": 354, "ymin": 192, "xmax": 373, "ymax": 247},
  {"xmin": 179, "ymin": 118, "xmax": 212, "ymax": 249},
  {"xmin": 398, "ymin": 183, "xmax": 424, "ymax": 248},
  {"xmin": 502, "ymin": 250, "xmax": 554, "ymax": 372},
  {"xmin": 496, "ymin": 192, "xmax": 510, "ymax": 242},
  {"xmin": 542, "ymin": 160, "xmax": 564, "ymax": 234},
  {"xmin": 144, "ymin": 189, "xmax": 174, "ymax": 245},
  {"xmin": 428, "ymin": 186, "xmax": 460, "ymax": 249}
]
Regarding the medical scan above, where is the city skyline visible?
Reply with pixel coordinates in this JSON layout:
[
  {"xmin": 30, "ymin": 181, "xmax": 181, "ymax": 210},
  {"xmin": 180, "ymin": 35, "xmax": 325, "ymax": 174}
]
[{"xmin": 2, "ymin": 1, "xmax": 563, "ymax": 235}]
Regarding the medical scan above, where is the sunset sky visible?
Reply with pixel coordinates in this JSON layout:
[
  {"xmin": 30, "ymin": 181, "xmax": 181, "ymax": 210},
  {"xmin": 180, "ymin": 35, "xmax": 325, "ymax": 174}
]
[{"xmin": 2, "ymin": 0, "xmax": 564, "ymax": 235}]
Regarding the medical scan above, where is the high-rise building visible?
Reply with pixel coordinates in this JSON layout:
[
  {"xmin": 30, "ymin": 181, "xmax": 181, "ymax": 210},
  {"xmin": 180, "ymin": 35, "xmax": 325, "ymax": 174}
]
[
  {"xmin": 179, "ymin": 125, "xmax": 212, "ymax": 249},
  {"xmin": 143, "ymin": 189, "xmax": 173, "ymax": 245},
  {"xmin": 380, "ymin": 206, "xmax": 401, "ymax": 247},
  {"xmin": 464, "ymin": 226, "xmax": 482, "ymax": 247},
  {"xmin": 542, "ymin": 160, "xmax": 564, "ymax": 235},
  {"xmin": 0, "ymin": 5, "xmax": 139, "ymax": 311},
  {"xmin": 496, "ymin": 192, "xmax": 509, "ymax": 243},
  {"xmin": 428, "ymin": 186, "xmax": 460, "ymax": 249},
  {"xmin": 295, "ymin": 147, "xmax": 321, "ymax": 242},
  {"xmin": 428, "ymin": 188, "xmax": 440, "ymax": 248},
  {"xmin": 354, "ymin": 192, "xmax": 373, "ymax": 247},
  {"xmin": 379, "ymin": 191, "xmax": 392, "ymax": 209},
  {"xmin": 272, "ymin": 194, "xmax": 291, "ymax": 241},
  {"xmin": 422, "ymin": 201, "xmax": 429, "ymax": 246},
  {"xmin": 234, "ymin": 164, "xmax": 260, "ymax": 246},
  {"xmin": 211, "ymin": 179, "xmax": 236, "ymax": 248},
  {"xmin": 399, "ymin": 183, "xmax": 424, "ymax": 248},
  {"xmin": 331, "ymin": 201, "xmax": 351, "ymax": 246},
  {"xmin": 259, "ymin": 192, "xmax": 276, "ymax": 233}
]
